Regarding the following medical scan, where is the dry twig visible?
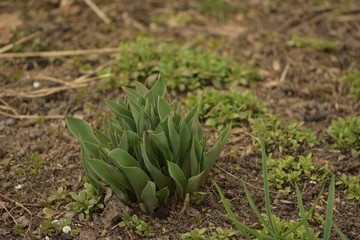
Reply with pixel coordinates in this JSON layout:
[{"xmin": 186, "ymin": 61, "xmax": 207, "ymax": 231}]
[
  {"xmin": 0, "ymin": 47, "xmax": 120, "ymax": 58},
  {"xmin": 0, "ymin": 32, "xmax": 39, "ymax": 54},
  {"xmin": 83, "ymin": 0, "xmax": 111, "ymax": 24}
]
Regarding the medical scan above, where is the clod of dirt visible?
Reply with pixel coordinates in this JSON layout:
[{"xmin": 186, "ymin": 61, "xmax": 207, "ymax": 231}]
[
  {"xmin": 60, "ymin": 0, "xmax": 81, "ymax": 16},
  {"xmin": 100, "ymin": 195, "xmax": 130, "ymax": 229},
  {"xmin": 79, "ymin": 229, "xmax": 97, "ymax": 240}
]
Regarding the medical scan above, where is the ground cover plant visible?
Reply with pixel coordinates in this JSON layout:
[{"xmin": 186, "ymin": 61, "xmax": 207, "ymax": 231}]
[
  {"xmin": 251, "ymin": 116, "xmax": 320, "ymax": 152},
  {"xmin": 100, "ymin": 36, "xmax": 260, "ymax": 94},
  {"xmin": 340, "ymin": 69, "xmax": 360, "ymax": 99},
  {"xmin": 1, "ymin": 0, "xmax": 360, "ymax": 239},
  {"xmin": 215, "ymin": 135, "xmax": 347, "ymax": 239},
  {"xmin": 185, "ymin": 87, "xmax": 266, "ymax": 129},
  {"xmin": 287, "ymin": 33, "xmax": 339, "ymax": 52},
  {"xmin": 66, "ymin": 78, "xmax": 231, "ymax": 214},
  {"xmin": 327, "ymin": 116, "xmax": 360, "ymax": 157}
]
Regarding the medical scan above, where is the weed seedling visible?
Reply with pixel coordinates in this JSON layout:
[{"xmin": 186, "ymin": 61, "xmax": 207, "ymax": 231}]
[
  {"xmin": 252, "ymin": 116, "xmax": 319, "ymax": 152},
  {"xmin": 118, "ymin": 213, "xmax": 154, "ymax": 237},
  {"xmin": 340, "ymin": 69, "xmax": 360, "ymax": 98},
  {"xmin": 327, "ymin": 116, "xmax": 360, "ymax": 157},
  {"xmin": 287, "ymin": 33, "xmax": 339, "ymax": 52},
  {"xmin": 336, "ymin": 174, "xmax": 360, "ymax": 201}
]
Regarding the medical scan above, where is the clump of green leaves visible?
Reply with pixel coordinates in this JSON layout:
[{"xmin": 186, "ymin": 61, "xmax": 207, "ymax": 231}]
[
  {"xmin": 252, "ymin": 116, "xmax": 319, "ymax": 152},
  {"xmin": 210, "ymin": 227, "xmax": 240, "ymax": 240},
  {"xmin": 195, "ymin": 0, "xmax": 237, "ymax": 22},
  {"xmin": 180, "ymin": 228, "xmax": 207, "ymax": 240},
  {"xmin": 185, "ymin": 87, "xmax": 266, "ymax": 129},
  {"xmin": 341, "ymin": 69, "xmax": 360, "ymax": 98},
  {"xmin": 66, "ymin": 183, "xmax": 104, "ymax": 220},
  {"xmin": 267, "ymin": 154, "xmax": 332, "ymax": 189},
  {"xmin": 66, "ymin": 78, "xmax": 231, "ymax": 214},
  {"xmin": 336, "ymin": 174, "xmax": 360, "ymax": 201},
  {"xmin": 287, "ymin": 33, "xmax": 339, "ymax": 51},
  {"xmin": 259, "ymin": 214, "xmax": 321, "ymax": 239},
  {"xmin": 119, "ymin": 213, "xmax": 154, "ymax": 237},
  {"xmin": 12, "ymin": 225, "xmax": 25, "ymax": 234},
  {"xmin": 214, "ymin": 134, "xmax": 347, "ymax": 239},
  {"xmin": 101, "ymin": 37, "xmax": 259, "ymax": 94},
  {"xmin": 10, "ymin": 152, "xmax": 44, "ymax": 175},
  {"xmin": 327, "ymin": 116, "xmax": 360, "ymax": 157},
  {"xmin": 41, "ymin": 182, "xmax": 107, "ymax": 221},
  {"xmin": 39, "ymin": 220, "xmax": 57, "ymax": 237}
]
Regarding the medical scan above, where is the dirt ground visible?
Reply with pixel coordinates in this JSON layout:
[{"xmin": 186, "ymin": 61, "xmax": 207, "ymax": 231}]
[{"xmin": 1, "ymin": 0, "xmax": 360, "ymax": 239}]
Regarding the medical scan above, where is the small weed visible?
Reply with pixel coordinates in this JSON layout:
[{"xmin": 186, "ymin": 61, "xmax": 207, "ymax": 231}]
[
  {"xmin": 39, "ymin": 220, "xmax": 57, "ymax": 237},
  {"xmin": 104, "ymin": 37, "xmax": 259, "ymax": 94},
  {"xmin": 12, "ymin": 225, "xmax": 25, "ymax": 234},
  {"xmin": 41, "ymin": 183, "xmax": 106, "ymax": 221},
  {"xmin": 252, "ymin": 116, "xmax": 319, "ymax": 152},
  {"xmin": 152, "ymin": 11, "xmax": 192, "ymax": 26},
  {"xmin": 179, "ymin": 228, "xmax": 207, "ymax": 240},
  {"xmin": 195, "ymin": 0, "xmax": 237, "ymax": 22},
  {"xmin": 340, "ymin": 69, "xmax": 360, "ymax": 99},
  {"xmin": 118, "ymin": 213, "xmax": 154, "ymax": 237},
  {"xmin": 287, "ymin": 33, "xmax": 339, "ymax": 52},
  {"xmin": 10, "ymin": 152, "xmax": 44, "ymax": 175},
  {"xmin": 191, "ymin": 191, "xmax": 211, "ymax": 205},
  {"xmin": 186, "ymin": 87, "xmax": 266, "ymax": 129},
  {"xmin": 210, "ymin": 227, "xmax": 240, "ymax": 239},
  {"xmin": 327, "ymin": 116, "xmax": 360, "ymax": 157},
  {"xmin": 267, "ymin": 154, "xmax": 332, "ymax": 189},
  {"xmin": 66, "ymin": 183, "xmax": 104, "ymax": 221},
  {"xmin": 259, "ymin": 214, "xmax": 321, "ymax": 239},
  {"xmin": 336, "ymin": 174, "xmax": 360, "ymax": 201}
]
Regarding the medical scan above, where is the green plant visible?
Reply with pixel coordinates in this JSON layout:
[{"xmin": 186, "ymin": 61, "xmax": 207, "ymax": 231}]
[
  {"xmin": 327, "ymin": 116, "xmax": 360, "ymax": 157},
  {"xmin": 259, "ymin": 214, "xmax": 321, "ymax": 239},
  {"xmin": 336, "ymin": 174, "xmax": 360, "ymax": 201},
  {"xmin": 267, "ymin": 154, "xmax": 332, "ymax": 189},
  {"xmin": 118, "ymin": 213, "xmax": 154, "ymax": 237},
  {"xmin": 287, "ymin": 33, "xmax": 339, "ymax": 52},
  {"xmin": 179, "ymin": 228, "xmax": 207, "ymax": 240},
  {"xmin": 214, "ymin": 134, "xmax": 347, "ymax": 239},
  {"xmin": 210, "ymin": 227, "xmax": 240, "ymax": 240},
  {"xmin": 252, "ymin": 116, "xmax": 319, "ymax": 152},
  {"xmin": 191, "ymin": 191, "xmax": 211, "ymax": 205},
  {"xmin": 10, "ymin": 152, "xmax": 44, "ymax": 175},
  {"xmin": 341, "ymin": 69, "xmax": 360, "ymax": 98},
  {"xmin": 66, "ymin": 78, "xmax": 231, "ymax": 214},
  {"xmin": 195, "ymin": 0, "xmax": 237, "ymax": 22},
  {"xmin": 102, "ymin": 37, "xmax": 259, "ymax": 94},
  {"xmin": 66, "ymin": 183, "xmax": 104, "ymax": 220},
  {"xmin": 12, "ymin": 225, "xmax": 25, "ymax": 234},
  {"xmin": 185, "ymin": 87, "xmax": 266, "ymax": 129},
  {"xmin": 39, "ymin": 220, "xmax": 57, "ymax": 237}
]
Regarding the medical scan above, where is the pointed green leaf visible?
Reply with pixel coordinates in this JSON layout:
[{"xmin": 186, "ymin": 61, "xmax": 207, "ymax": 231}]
[
  {"xmin": 168, "ymin": 161, "xmax": 186, "ymax": 198},
  {"xmin": 86, "ymin": 158, "xmax": 132, "ymax": 194},
  {"xmin": 323, "ymin": 176, "xmax": 335, "ymax": 240},
  {"xmin": 105, "ymin": 99, "xmax": 133, "ymax": 119},
  {"xmin": 151, "ymin": 76, "xmax": 166, "ymax": 97},
  {"xmin": 158, "ymin": 96, "xmax": 173, "ymax": 120},
  {"xmin": 141, "ymin": 181, "xmax": 157, "ymax": 214},
  {"xmin": 168, "ymin": 117, "xmax": 180, "ymax": 162},
  {"xmin": 157, "ymin": 187, "xmax": 170, "ymax": 204},
  {"xmin": 95, "ymin": 129, "xmax": 113, "ymax": 149},
  {"xmin": 134, "ymin": 81, "xmax": 150, "ymax": 95},
  {"xmin": 66, "ymin": 116, "xmax": 99, "ymax": 144},
  {"xmin": 185, "ymin": 103, "xmax": 200, "ymax": 125},
  {"xmin": 201, "ymin": 125, "xmax": 231, "ymax": 171},
  {"xmin": 141, "ymin": 142, "xmax": 171, "ymax": 189},
  {"xmin": 185, "ymin": 171, "xmax": 205, "ymax": 193},
  {"xmin": 108, "ymin": 149, "xmax": 151, "ymax": 200}
]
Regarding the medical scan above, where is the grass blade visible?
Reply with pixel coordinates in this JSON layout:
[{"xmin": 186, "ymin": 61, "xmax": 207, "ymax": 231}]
[
  {"xmin": 332, "ymin": 221, "xmax": 348, "ymax": 240},
  {"xmin": 295, "ymin": 182, "xmax": 313, "ymax": 240},
  {"xmin": 242, "ymin": 181, "xmax": 276, "ymax": 236},
  {"xmin": 323, "ymin": 176, "xmax": 335, "ymax": 240},
  {"xmin": 258, "ymin": 133, "xmax": 276, "ymax": 235}
]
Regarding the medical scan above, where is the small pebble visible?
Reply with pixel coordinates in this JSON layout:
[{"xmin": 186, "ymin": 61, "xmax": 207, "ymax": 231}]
[
  {"xmin": 62, "ymin": 225, "xmax": 71, "ymax": 233},
  {"xmin": 6, "ymin": 119, "xmax": 15, "ymax": 126},
  {"xmin": 33, "ymin": 82, "xmax": 40, "ymax": 88},
  {"xmin": 15, "ymin": 184, "xmax": 22, "ymax": 190}
]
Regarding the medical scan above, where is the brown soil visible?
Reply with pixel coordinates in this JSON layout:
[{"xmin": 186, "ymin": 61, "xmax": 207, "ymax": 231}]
[{"xmin": 1, "ymin": 0, "xmax": 360, "ymax": 239}]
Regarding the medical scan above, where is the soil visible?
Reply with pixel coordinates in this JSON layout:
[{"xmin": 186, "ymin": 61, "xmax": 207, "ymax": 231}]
[{"xmin": 1, "ymin": 0, "xmax": 360, "ymax": 239}]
